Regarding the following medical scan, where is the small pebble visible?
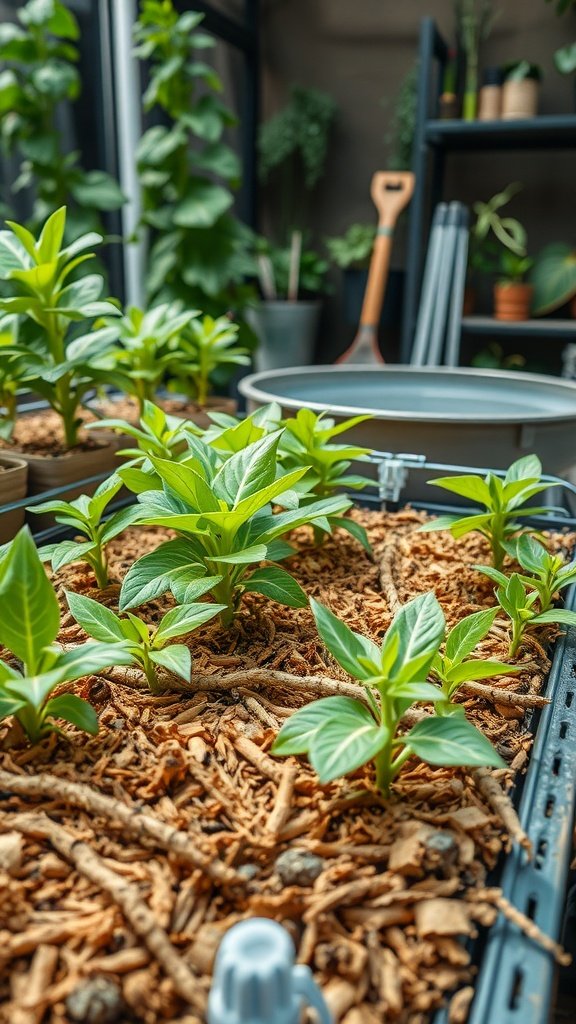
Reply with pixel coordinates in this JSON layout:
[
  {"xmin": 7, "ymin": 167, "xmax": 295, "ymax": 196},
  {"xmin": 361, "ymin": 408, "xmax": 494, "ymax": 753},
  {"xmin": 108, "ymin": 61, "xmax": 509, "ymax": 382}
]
[
  {"xmin": 237, "ymin": 863, "xmax": 259, "ymax": 880},
  {"xmin": 275, "ymin": 848, "xmax": 324, "ymax": 886},
  {"xmin": 66, "ymin": 977, "xmax": 125, "ymax": 1024}
]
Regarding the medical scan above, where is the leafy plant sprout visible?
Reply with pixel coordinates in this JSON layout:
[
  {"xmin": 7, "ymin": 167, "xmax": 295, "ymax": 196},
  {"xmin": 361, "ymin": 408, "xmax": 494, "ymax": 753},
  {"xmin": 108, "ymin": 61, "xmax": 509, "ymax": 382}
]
[
  {"xmin": 119, "ymin": 429, "xmax": 351, "ymax": 627},
  {"xmin": 0, "ymin": 527, "xmax": 131, "ymax": 743},
  {"xmin": 272, "ymin": 594, "xmax": 504, "ymax": 797},
  {"xmin": 32, "ymin": 475, "xmax": 142, "ymax": 588},
  {"xmin": 0, "ymin": 207, "xmax": 121, "ymax": 448},
  {"xmin": 420, "ymin": 455, "xmax": 564, "ymax": 569},
  {"xmin": 173, "ymin": 314, "xmax": 250, "ymax": 408},
  {"xmin": 488, "ymin": 572, "xmax": 576, "ymax": 658},
  {"xmin": 67, "ymin": 589, "xmax": 224, "ymax": 694},
  {"xmin": 430, "ymin": 608, "xmax": 519, "ymax": 712}
]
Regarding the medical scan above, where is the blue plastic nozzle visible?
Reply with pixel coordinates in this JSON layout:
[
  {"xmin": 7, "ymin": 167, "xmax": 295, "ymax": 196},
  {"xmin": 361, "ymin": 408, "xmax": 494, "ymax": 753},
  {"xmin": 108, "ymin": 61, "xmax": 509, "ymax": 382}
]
[{"xmin": 207, "ymin": 918, "xmax": 333, "ymax": 1024}]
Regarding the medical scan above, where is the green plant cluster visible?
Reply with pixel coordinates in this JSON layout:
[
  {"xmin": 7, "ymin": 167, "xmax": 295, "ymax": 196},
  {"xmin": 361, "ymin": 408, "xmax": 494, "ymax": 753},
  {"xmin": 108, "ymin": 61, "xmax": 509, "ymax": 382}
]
[
  {"xmin": 1, "ymin": 449, "xmax": 575, "ymax": 804},
  {"xmin": 133, "ymin": 0, "xmax": 252, "ymax": 316},
  {"xmin": 469, "ymin": 183, "xmax": 532, "ymax": 284},
  {"xmin": 0, "ymin": 209, "xmax": 251, "ymax": 443},
  {"xmin": 0, "ymin": 0, "xmax": 124, "ymax": 236}
]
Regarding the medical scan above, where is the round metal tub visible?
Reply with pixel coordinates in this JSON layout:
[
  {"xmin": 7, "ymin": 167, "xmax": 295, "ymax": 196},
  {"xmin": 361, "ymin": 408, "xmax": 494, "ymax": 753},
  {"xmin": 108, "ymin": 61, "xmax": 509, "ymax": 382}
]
[{"xmin": 239, "ymin": 365, "xmax": 576, "ymax": 496}]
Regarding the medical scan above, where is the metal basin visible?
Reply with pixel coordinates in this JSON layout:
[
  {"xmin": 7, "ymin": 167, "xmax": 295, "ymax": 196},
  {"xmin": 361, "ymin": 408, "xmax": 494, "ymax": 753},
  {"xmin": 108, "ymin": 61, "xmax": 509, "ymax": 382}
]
[{"xmin": 239, "ymin": 365, "xmax": 576, "ymax": 493}]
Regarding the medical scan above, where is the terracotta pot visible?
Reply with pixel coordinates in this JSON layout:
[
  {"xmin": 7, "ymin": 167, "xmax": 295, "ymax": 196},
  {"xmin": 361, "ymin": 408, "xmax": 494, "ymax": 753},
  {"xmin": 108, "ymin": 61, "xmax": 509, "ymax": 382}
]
[
  {"xmin": 0, "ymin": 455, "xmax": 28, "ymax": 544},
  {"xmin": 493, "ymin": 282, "xmax": 533, "ymax": 321},
  {"xmin": 501, "ymin": 79, "xmax": 539, "ymax": 119}
]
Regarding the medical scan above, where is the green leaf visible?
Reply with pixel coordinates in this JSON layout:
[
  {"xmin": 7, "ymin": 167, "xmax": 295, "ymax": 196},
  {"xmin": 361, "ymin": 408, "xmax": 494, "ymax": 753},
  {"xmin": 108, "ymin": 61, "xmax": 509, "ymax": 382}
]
[
  {"xmin": 389, "ymin": 681, "xmax": 447, "ymax": 703},
  {"xmin": 309, "ymin": 698, "xmax": 386, "ymax": 783},
  {"xmin": 172, "ymin": 180, "xmax": 233, "ymax": 227},
  {"xmin": 43, "ymin": 694, "xmax": 98, "ymax": 735},
  {"xmin": 266, "ymin": 539, "xmax": 296, "ymax": 562},
  {"xmin": 66, "ymin": 591, "xmax": 125, "ymax": 643},
  {"xmin": 0, "ymin": 527, "xmax": 60, "ymax": 670},
  {"xmin": 154, "ymin": 602, "xmax": 223, "ymax": 642},
  {"xmin": 244, "ymin": 566, "xmax": 308, "ymax": 608},
  {"xmin": 215, "ymin": 545, "xmax": 268, "ymax": 564},
  {"xmin": 330, "ymin": 516, "xmax": 372, "ymax": 553},
  {"xmin": 445, "ymin": 608, "xmax": 498, "ymax": 664},
  {"xmin": 531, "ymin": 609, "xmax": 576, "ymax": 627},
  {"xmin": 149, "ymin": 457, "xmax": 220, "ymax": 512},
  {"xmin": 418, "ymin": 515, "xmax": 461, "ymax": 533},
  {"xmin": 272, "ymin": 700, "xmax": 331, "ymax": 755},
  {"xmin": 70, "ymin": 171, "xmax": 126, "ymax": 211},
  {"xmin": 119, "ymin": 540, "xmax": 218, "ymax": 609},
  {"xmin": 427, "ymin": 474, "xmax": 492, "ymax": 506},
  {"xmin": 37, "ymin": 206, "xmax": 66, "ymax": 263},
  {"xmin": 531, "ymin": 243, "xmax": 576, "ymax": 316},
  {"xmin": 474, "ymin": 565, "xmax": 510, "ymax": 588},
  {"xmin": 514, "ymin": 535, "xmax": 550, "ymax": 574},
  {"xmin": 447, "ymin": 659, "xmax": 520, "ymax": 684},
  {"xmin": 385, "ymin": 593, "xmax": 445, "ymax": 683},
  {"xmin": 213, "ymin": 431, "xmax": 281, "ymax": 506},
  {"xmin": 504, "ymin": 454, "xmax": 542, "ymax": 484},
  {"xmin": 310, "ymin": 597, "xmax": 381, "ymax": 681},
  {"xmin": 405, "ymin": 716, "xmax": 505, "ymax": 768},
  {"xmin": 54, "ymin": 642, "xmax": 133, "ymax": 682},
  {"xmin": 149, "ymin": 644, "xmax": 191, "ymax": 682},
  {"xmin": 0, "ymin": 693, "xmax": 26, "ymax": 721},
  {"xmin": 51, "ymin": 540, "xmax": 95, "ymax": 574},
  {"xmin": 100, "ymin": 504, "xmax": 145, "ymax": 544},
  {"xmin": 5, "ymin": 668, "xmax": 65, "ymax": 709}
]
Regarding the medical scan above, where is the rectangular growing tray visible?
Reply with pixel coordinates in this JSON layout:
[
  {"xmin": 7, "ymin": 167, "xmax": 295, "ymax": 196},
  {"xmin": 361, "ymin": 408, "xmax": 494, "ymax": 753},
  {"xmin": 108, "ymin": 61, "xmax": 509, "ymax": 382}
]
[{"xmin": 10, "ymin": 469, "xmax": 576, "ymax": 1024}]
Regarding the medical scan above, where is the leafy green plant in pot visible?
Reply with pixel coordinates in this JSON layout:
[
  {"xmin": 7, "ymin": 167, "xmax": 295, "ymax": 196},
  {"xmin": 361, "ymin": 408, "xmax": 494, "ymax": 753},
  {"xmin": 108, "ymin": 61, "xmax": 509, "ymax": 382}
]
[
  {"xmin": 252, "ymin": 86, "xmax": 336, "ymax": 370},
  {"xmin": 0, "ymin": 0, "xmax": 125, "ymax": 238},
  {"xmin": 0, "ymin": 207, "xmax": 124, "ymax": 495},
  {"xmin": 133, "ymin": 0, "xmax": 254, "ymax": 334},
  {"xmin": 501, "ymin": 61, "xmax": 542, "ymax": 119},
  {"xmin": 530, "ymin": 243, "xmax": 576, "ymax": 318},
  {"xmin": 469, "ymin": 183, "xmax": 531, "ymax": 321}
]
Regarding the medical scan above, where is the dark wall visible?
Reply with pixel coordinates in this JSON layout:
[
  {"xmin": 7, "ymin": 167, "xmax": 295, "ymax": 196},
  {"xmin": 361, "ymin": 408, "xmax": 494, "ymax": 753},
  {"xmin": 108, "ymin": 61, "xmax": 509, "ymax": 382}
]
[{"xmin": 257, "ymin": 0, "xmax": 576, "ymax": 361}]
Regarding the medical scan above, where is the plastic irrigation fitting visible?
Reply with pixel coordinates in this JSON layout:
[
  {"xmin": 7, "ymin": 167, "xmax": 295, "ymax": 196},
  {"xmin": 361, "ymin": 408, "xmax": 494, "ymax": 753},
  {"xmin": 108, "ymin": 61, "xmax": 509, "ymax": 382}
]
[{"xmin": 207, "ymin": 917, "xmax": 333, "ymax": 1024}]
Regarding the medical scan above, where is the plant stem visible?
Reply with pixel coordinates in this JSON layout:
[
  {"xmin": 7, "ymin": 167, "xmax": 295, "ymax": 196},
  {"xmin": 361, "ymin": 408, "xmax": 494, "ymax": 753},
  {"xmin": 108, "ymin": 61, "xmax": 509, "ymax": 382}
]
[
  {"xmin": 89, "ymin": 548, "xmax": 109, "ymax": 590},
  {"xmin": 508, "ymin": 621, "xmax": 524, "ymax": 658},
  {"xmin": 139, "ymin": 648, "xmax": 162, "ymax": 694},
  {"xmin": 210, "ymin": 571, "xmax": 236, "ymax": 627}
]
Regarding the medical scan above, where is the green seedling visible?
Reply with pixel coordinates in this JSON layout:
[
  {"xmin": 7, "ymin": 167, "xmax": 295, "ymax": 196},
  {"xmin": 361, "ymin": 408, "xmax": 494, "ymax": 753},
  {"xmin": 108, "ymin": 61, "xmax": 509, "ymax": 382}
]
[
  {"xmin": 0, "ymin": 528, "xmax": 131, "ymax": 743},
  {"xmin": 430, "ymin": 607, "xmax": 519, "ymax": 712},
  {"xmin": 420, "ymin": 455, "xmax": 563, "ymax": 569},
  {"xmin": 0, "ymin": 207, "xmax": 121, "ymax": 448},
  {"xmin": 97, "ymin": 302, "xmax": 199, "ymax": 412},
  {"xmin": 88, "ymin": 400, "xmax": 194, "ymax": 494},
  {"xmin": 120, "ymin": 430, "xmax": 350, "ymax": 626},
  {"xmin": 32, "ymin": 475, "xmax": 142, "ymax": 588},
  {"xmin": 490, "ymin": 572, "xmax": 576, "ymax": 657},
  {"xmin": 173, "ymin": 315, "xmax": 250, "ymax": 408},
  {"xmin": 495, "ymin": 534, "xmax": 576, "ymax": 614},
  {"xmin": 272, "ymin": 593, "xmax": 504, "ymax": 796},
  {"xmin": 67, "ymin": 589, "xmax": 224, "ymax": 694}
]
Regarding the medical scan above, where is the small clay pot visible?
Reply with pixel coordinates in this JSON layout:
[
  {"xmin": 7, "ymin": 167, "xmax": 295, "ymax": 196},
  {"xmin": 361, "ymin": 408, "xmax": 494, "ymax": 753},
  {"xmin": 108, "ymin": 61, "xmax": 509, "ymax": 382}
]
[
  {"xmin": 501, "ymin": 78, "xmax": 539, "ymax": 119},
  {"xmin": 0, "ymin": 455, "xmax": 28, "ymax": 544},
  {"xmin": 493, "ymin": 282, "xmax": 534, "ymax": 321}
]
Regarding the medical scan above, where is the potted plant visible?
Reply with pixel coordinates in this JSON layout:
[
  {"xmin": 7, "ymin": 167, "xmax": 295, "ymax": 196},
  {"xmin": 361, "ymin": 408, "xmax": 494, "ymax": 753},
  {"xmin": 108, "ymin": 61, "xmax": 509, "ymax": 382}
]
[
  {"xmin": 531, "ymin": 243, "xmax": 576, "ymax": 317},
  {"xmin": 246, "ymin": 232, "xmax": 330, "ymax": 370},
  {"xmin": 0, "ymin": 207, "xmax": 124, "ymax": 496},
  {"xmin": 253, "ymin": 85, "xmax": 336, "ymax": 367},
  {"xmin": 468, "ymin": 183, "xmax": 529, "ymax": 317},
  {"xmin": 493, "ymin": 250, "xmax": 534, "ymax": 320},
  {"xmin": 501, "ymin": 61, "xmax": 542, "ymax": 119}
]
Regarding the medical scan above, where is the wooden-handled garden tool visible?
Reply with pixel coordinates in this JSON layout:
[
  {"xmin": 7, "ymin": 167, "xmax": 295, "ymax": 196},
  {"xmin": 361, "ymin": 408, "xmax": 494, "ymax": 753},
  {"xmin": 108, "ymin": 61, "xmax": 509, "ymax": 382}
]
[{"xmin": 337, "ymin": 170, "xmax": 415, "ymax": 364}]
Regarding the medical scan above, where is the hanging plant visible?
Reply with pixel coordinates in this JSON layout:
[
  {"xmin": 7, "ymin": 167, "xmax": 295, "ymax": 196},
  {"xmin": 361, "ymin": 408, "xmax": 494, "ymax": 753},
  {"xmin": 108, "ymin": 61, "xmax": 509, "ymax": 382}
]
[
  {"xmin": 0, "ymin": 0, "xmax": 124, "ymax": 237},
  {"xmin": 133, "ymin": 0, "xmax": 254, "ymax": 321}
]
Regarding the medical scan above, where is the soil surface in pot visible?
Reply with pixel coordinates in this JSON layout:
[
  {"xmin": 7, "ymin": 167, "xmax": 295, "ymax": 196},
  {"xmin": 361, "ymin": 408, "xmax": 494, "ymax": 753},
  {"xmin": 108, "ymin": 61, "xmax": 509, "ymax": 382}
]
[
  {"xmin": 0, "ymin": 408, "xmax": 102, "ymax": 458},
  {"xmin": 0, "ymin": 509, "xmax": 572, "ymax": 1024},
  {"xmin": 92, "ymin": 395, "xmax": 235, "ymax": 426}
]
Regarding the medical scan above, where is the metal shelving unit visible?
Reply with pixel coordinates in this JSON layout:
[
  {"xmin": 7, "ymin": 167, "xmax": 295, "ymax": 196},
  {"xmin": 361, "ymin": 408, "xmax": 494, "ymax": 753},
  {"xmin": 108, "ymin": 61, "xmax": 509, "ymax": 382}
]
[{"xmin": 401, "ymin": 18, "xmax": 576, "ymax": 362}]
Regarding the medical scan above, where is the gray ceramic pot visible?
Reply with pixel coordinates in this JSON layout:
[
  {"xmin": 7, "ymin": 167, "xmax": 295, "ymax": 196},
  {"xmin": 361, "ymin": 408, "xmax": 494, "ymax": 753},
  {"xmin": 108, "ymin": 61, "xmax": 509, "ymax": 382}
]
[{"xmin": 247, "ymin": 301, "xmax": 321, "ymax": 372}]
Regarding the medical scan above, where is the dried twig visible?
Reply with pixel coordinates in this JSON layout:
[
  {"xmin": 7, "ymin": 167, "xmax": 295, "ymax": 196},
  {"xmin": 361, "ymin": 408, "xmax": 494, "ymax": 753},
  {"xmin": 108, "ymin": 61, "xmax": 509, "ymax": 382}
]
[
  {"xmin": 266, "ymin": 760, "xmax": 298, "ymax": 836},
  {"xmin": 8, "ymin": 813, "xmax": 203, "ymax": 1007},
  {"xmin": 0, "ymin": 769, "xmax": 238, "ymax": 885},
  {"xmin": 472, "ymin": 887, "xmax": 571, "ymax": 966},
  {"xmin": 472, "ymin": 767, "xmax": 531, "ymax": 856},
  {"xmin": 459, "ymin": 680, "xmax": 548, "ymax": 709},
  {"xmin": 378, "ymin": 540, "xmax": 402, "ymax": 614}
]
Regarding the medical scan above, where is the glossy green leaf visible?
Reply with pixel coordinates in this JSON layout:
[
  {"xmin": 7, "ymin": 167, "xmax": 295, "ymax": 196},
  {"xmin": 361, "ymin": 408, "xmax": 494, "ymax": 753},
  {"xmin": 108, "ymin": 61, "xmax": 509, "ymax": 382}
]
[
  {"xmin": 0, "ymin": 693, "xmax": 26, "ymax": 721},
  {"xmin": 427, "ymin": 474, "xmax": 492, "ymax": 506},
  {"xmin": 310, "ymin": 597, "xmax": 381, "ymax": 680},
  {"xmin": 446, "ymin": 659, "xmax": 520, "ymax": 684},
  {"xmin": 445, "ymin": 608, "xmax": 498, "ymax": 663},
  {"xmin": 244, "ymin": 566, "xmax": 308, "ymax": 608},
  {"xmin": 54, "ymin": 642, "xmax": 133, "ymax": 682},
  {"xmin": 44, "ymin": 693, "xmax": 98, "ymax": 735},
  {"xmin": 405, "ymin": 716, "xmax": 505, "ymax": 767},
  {"xmin": 154, "ymin": 602, "xmax": 223, "ymax": 642},
  {"xmin": 385, "ymin": 592, "xmax": 445, "ymax": 683},
  {"xmin": 271, "ymin": 699, "xmax": 331, "ymax": 755},
  {"xmin": 0, "ymin": 527, "xmax": 60, "ymax": 670},
  {"xmin": 66, "ymin": 591, "xmax": 125, "ymax": 643},
  {"xmin": 309, "ymin": 699, "xmax": 386, "ymax": 783},
  {"xmin": 149, "ymin": 644, "xmax": 191, "ymax": 682}
]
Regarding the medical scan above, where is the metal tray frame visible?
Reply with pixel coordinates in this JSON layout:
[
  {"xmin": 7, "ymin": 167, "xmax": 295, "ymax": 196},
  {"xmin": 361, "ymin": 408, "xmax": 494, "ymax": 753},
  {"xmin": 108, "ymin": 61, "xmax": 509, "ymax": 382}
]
[{"xmin": 2, "ymin": 454, "xmax": 576, "ymax": 1024}]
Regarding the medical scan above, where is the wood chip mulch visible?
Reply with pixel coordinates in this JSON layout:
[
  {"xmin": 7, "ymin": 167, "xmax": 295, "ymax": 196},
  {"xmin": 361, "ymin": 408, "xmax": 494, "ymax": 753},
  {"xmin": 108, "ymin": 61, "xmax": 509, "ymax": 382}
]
[{"xmin": 0, "ymin": 508, "xmax": 573, "ymax": 1024}]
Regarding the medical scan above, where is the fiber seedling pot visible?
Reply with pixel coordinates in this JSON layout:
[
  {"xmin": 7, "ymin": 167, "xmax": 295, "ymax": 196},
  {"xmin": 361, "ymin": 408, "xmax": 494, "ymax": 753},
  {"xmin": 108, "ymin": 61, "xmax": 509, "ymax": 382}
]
[
  {"xmin": 21, "ymin": 442, "xmax": 120, "ymax": 533},
  {"xmin": 0, "ymin": 454, "xmax": 28, "ymax": 544},
  {"xmin": 501, "ymin": 78, "xmax": 539, "ymax": 119}
]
